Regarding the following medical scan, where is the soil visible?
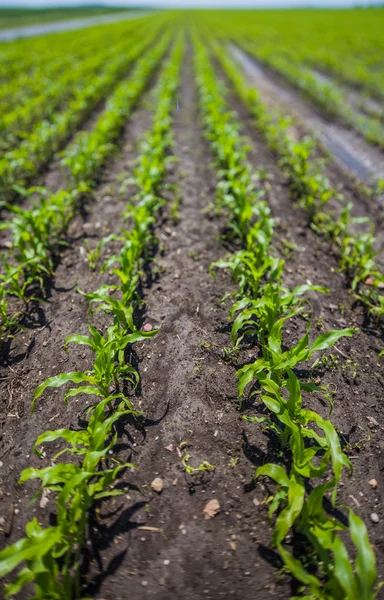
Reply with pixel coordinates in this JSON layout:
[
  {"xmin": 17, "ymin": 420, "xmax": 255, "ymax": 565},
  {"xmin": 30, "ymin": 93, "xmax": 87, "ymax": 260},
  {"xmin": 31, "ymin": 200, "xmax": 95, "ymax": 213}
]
[{"xmin": 1, "ymin": 46, "xmax": 384, "ymax": 600}]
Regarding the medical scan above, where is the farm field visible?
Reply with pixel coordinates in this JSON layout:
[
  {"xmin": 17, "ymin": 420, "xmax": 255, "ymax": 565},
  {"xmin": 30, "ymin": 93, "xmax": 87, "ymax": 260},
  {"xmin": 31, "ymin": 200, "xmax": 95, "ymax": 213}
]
[{"xmin": 0, "ymin": 8, "xmax": 384, "ymax": 599}]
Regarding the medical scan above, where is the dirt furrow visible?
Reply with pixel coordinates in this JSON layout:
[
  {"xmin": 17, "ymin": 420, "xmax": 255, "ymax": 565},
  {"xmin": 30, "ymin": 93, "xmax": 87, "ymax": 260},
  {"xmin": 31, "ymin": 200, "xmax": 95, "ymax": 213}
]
[{"xmin": 90, "ymin": 51, "xmax": 292, "ymax": 600}]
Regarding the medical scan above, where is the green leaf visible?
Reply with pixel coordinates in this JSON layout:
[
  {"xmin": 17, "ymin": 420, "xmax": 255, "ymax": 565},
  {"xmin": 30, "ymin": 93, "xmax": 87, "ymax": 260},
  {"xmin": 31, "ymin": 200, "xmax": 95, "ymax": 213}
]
[
  {"xmin": 255, "ymin": 463, "xmax": 290, "ymax": 487},
  {"xmin": 277, "ymin": 543, "xmax": 322, "ymax": 588},
  {"xmin": 4, "ymin": 567, "xmax": 34, "ymax": 598},
  {"xmin": 0, "ymin": 522, "xmax": 61, "ymax": 578},
  {"xmin": 274, "ymin": 477, "xmax": 305, "ymax": 544},
  {"xmin": 33, "ymin": 372, "xmax": 93, "ymax": 409},
  {"xmin": 125, "ymin": 329, "xmax": 157, "ymax": 344},
  {"xmin": 332, "ymin": 535, "xmax": 358, "ymax": 597},
  {"xmin": 308, "ymin": 328, "xmax": 357, "ymax": 354},
  {"xmin": 349, "ymin": 508, "xmax": 377, "ymax": 599},
  {"xmin": 64, "ymin": 334, "xmax": 93, "ymax": 348}
]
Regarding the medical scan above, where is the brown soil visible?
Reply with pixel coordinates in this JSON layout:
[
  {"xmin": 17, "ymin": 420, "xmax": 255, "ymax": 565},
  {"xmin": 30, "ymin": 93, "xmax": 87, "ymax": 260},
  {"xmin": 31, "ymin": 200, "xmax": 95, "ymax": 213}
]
[{"xmin": 1, "ymin": 47, "xmax": 384, "ymax": 600}]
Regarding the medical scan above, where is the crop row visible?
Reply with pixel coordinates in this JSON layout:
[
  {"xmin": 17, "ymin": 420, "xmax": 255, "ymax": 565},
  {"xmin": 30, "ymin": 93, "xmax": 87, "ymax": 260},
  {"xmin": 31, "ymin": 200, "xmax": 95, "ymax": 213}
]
[
  {"xmin": 197, "ymin": 12, "xmax": 384, "ymax": 150},
  {"xmin": 194, "ymin": 33, "xmax": 380, "ymax": 598},
  {"xmin": 0, "ymin": 34, "xmax": 183, "ymax": 599},
  {"xmin": 0, "ymin": 16, "xmax": 150, "ymax": 86},
  {"xmin": 0, "ymin": 18, "xmax": 142, "ymax": 111},
  {"xmin": 0, "ymin": 18, "xmax": 149, "ymax": 152},
  {"xmin": 0, "ymin": 31, "xmax": 170, "ymax": 346},
  {"xmin": 208, "ymin": 39, "xmax": 384, "ymax": 331},
  {"xmin": 0, "ymin": 19, "xmax": 167, "ymax": 200}
]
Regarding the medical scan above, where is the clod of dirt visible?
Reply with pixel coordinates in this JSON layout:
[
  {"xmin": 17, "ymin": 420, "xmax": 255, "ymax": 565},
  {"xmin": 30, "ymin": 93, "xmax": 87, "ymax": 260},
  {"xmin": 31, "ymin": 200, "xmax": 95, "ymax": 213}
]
[
  {"xmin": 369, "ymin": 479, "xmax": 378, "ymax": 489},
  {"xmin": 142, "ymin": 323, "xmax": 153, "ymax": 332},
  {"xmin": 203, "ymin": 498, "xmax": 220, "ymax": 520},
  {"xmin": 371, "ymin": 513, "xmax": 380, "ymax": 523},
  {"xmin": 367, "ymin": 416, "xmax": 379, "ymax": 428},
  {"xmin": 3, "ymin": 503, "xmax": 14, "ymax": 537},
  {"xmin": 151, "ymin": 477, "xmax": 164, "ymax": 493}
]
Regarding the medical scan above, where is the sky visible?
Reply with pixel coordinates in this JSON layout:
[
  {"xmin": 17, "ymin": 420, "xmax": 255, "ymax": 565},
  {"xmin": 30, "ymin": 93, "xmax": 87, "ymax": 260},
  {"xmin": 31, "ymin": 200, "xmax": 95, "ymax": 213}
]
[{"xmin": 1, "ymin": 0, "xmax": 383, "ymax": 7}]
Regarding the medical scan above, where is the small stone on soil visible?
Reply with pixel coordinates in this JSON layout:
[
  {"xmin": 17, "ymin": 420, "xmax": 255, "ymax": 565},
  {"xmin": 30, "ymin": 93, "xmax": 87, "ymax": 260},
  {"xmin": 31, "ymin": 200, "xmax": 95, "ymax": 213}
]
[
  {"xmin": 369, "ymin": 479, "xmax": 378, "ymax": 489},
  {"xmin": 151, "ymin": 477, "xmax": 164, "ymax": 493},
  {"xmin": 203, "ymin": 499, "xmax": 220, "ymax": 519},
  {"xmin": 367, "ymin": 416, "xmax": 379, "ymax": 428},
  {"xmin": 371, "ymin": 513, "xmax": 379, "ymax": 523}
]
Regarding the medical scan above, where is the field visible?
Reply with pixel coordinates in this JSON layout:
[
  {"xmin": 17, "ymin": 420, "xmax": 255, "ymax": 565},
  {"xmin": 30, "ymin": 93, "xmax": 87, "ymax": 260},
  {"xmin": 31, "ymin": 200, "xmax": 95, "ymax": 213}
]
[{"xmin": 0, "ymin": 8, "xmax": 384, "ymax": 599}]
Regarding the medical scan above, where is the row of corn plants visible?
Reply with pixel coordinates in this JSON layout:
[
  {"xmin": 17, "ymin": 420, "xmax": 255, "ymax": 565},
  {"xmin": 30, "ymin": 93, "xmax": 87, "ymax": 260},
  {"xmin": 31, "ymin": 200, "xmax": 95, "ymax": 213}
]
[
  {"xmin": 0, "ymin": 18, "xmax": 166, "ymax": 199},
  {"xmin": 193, "ymin": 33, "xmax": 381, "ymax": 599},
  {"xmin": 0, "ymin": 32, "xmax": 171, "ymax": 348},
  {"xmin": 236, "ymin": 39, "xmax": 384, "ymax": 149},
  {"xmin": 0, "ymin": 18, "xmax": 148, "ymax": 153},
  {"xmin": 208, "ymin": 37, "xmax": 384, "ymax": 330},
  {"xmin": 0, "ymin": 35, "xmax": 184, "ymax": 599},
  {"xmin": 0, "ymin": 16, "xmax": 149, "ymax": 88}
]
